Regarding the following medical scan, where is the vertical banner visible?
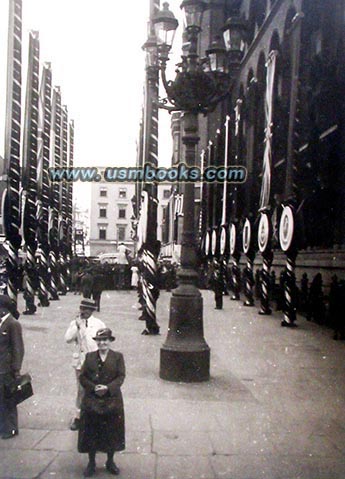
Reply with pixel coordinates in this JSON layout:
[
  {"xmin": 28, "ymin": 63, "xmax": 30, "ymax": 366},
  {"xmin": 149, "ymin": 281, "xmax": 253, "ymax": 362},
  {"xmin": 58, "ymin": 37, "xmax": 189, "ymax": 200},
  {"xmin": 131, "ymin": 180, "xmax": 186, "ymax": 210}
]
[
  {"xmin": 221, "ymin": 115, "xmax": 230, "ymax": 226},
  {"xmin": 36, "ymin": 62, "xmax": 52, "ymax": 307},
  {"xmin": 48, "ymin": 86, "xmax": 62, "ymax": 300},
  {"xmin": 67, "ymin": 119, "xmax": 74, "ymax": 256},
  {"xmin": 22, "ymin": 30, "xmax": 40, "ymax": 314},
  {"xmin": 58, "ymin": 104, "xmax": 68, "ymax": 295},
  {"xmin": 259, "ymin": 50, "xmax": 277, "ymax": 210},
  {"xmin": 3, "ymin": 0, "xmax": 22, "ymax": 306}
]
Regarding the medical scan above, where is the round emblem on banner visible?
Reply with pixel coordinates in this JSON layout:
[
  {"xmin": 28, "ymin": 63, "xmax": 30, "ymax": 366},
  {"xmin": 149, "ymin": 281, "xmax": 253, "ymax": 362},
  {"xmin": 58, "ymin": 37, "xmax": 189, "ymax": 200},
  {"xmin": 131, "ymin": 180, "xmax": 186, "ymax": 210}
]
[
  {"xmin": 279, "ymin": 206, "xmax": 294, "ymax": 252},
  {"xmin": 242, "ymin": 218, "xmax": 251, "ymax": 254},
  {"xmin": 211, "ymin": 229, "xmax": 217, "ymax": 255},
  {"xmin": 220, "ymin": 226, "xmax": 227, "ymax": 255},
  {"xmin": 230, "ymin": 223, "xmax": 236, "ymax": 255},
  {"xmin": 205, "ymin": 232, "xmax": 210, "ymax": 255},
  {"xmin": 258, "ymin": 213, "xmax": 270, "ymax": 253}
]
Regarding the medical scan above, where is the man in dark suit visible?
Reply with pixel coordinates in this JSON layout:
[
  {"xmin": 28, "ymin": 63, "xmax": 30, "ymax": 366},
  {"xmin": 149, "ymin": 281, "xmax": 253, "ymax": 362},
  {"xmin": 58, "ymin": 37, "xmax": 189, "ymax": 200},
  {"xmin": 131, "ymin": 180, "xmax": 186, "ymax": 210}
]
[{"xmin": 0, "ymin": 295, "xmax": 24, "ymax": 439}]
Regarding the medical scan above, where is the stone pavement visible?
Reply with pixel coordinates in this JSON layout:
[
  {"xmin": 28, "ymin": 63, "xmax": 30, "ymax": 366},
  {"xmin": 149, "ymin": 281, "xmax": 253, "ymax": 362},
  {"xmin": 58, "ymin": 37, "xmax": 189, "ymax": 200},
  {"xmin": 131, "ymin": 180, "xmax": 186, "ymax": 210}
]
[{"xmin": 1, "ymin": 289, "xmax": 345, "ymax": 479}]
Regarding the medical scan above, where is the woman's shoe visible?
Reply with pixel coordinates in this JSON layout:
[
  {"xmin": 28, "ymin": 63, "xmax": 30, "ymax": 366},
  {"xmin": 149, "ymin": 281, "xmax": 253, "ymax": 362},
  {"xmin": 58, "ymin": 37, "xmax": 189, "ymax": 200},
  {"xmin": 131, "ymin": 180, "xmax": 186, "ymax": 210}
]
[
  {"xmin": 105, "ymin": 460, "xmax": 120, "ymax": 475},
  {"xmin": 83, "ymin": 462, "xmax": 96, "ymax": 477}
]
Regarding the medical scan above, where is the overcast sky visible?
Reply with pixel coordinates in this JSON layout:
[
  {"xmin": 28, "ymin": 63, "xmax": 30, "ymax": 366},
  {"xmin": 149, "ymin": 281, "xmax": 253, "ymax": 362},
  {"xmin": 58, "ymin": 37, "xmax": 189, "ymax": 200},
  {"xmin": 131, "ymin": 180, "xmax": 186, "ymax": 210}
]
[{"xmin": 0, "ymin": 0, "xmax": 183, "ymax": 180}]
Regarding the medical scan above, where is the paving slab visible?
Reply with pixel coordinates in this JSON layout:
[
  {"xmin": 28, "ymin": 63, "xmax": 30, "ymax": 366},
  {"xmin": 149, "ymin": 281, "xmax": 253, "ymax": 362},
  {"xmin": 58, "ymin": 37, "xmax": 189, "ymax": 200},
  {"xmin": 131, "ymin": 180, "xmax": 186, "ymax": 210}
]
[
  {"xmin": 0, "ymin": 449, "xmax": 57, "ymax": 479},
  {"xmin": 33, "ymin": 430, "xmax": 77, "ymax": 452},
  {"xmin": 153, "ymin": 430, "xmax": 213, "ymax": 455},
  {"xmin": 0, "ymin": 429, "xmax": 48, "ymax": 450},
  {"xmin": 157, "ymin": 455, "xmax": 215, "ymax": 479}
]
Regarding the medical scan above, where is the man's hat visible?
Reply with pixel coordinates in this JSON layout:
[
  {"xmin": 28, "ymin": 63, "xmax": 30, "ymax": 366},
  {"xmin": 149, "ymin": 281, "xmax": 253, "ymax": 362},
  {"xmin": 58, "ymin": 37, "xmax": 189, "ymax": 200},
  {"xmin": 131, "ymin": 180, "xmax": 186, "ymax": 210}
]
[
  {"xmin": 0, "ymin": 295, "xmax": 20, "ymax": 319},
  {"xmin": 93, "ymin": 328, "xmax": 115, "ymax": 342},
  {"xmin": 79, "ymin": 298, "xmax": 97, "ymax": 310}
]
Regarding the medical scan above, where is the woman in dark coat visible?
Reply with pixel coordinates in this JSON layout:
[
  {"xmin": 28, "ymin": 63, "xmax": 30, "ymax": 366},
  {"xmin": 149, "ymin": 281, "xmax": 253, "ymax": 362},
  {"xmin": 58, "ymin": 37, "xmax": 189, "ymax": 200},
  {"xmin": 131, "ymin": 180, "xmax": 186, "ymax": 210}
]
[{"xmin": 78, "ymin": 328, "xmax": 125, "ymax": 477}]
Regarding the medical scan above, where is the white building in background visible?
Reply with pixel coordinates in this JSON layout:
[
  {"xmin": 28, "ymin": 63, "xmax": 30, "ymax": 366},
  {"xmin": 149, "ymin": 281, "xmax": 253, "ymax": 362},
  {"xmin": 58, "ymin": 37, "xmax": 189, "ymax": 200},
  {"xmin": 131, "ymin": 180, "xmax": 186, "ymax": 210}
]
[
  {"xmin": 89, "ymin": 173, "xmax": 135, "ymax": 256},
  {"xmin": 89, "ymin": 166, "xmax": 171, "ymax": 256}
]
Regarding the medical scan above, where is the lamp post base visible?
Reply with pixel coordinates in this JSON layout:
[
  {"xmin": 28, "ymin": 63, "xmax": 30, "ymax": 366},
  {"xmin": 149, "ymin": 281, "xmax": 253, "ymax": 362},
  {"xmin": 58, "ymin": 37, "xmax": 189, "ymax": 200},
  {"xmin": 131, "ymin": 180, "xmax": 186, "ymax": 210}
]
[
  {"xmin": 159, "ymin": 274, "xmax": 210, "ymax": 382},
  {"xmin": 160, "ymin": 346, "xmax": 210, "ymax": 382}
]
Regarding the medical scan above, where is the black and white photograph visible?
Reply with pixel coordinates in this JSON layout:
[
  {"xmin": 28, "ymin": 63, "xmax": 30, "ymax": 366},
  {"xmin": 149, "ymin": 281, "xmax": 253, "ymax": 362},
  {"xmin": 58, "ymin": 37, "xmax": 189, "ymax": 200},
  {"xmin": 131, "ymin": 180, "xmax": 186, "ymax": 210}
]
[{"xmin": 0, "ymin": 0, "xmax": 345, "ymax": 478}]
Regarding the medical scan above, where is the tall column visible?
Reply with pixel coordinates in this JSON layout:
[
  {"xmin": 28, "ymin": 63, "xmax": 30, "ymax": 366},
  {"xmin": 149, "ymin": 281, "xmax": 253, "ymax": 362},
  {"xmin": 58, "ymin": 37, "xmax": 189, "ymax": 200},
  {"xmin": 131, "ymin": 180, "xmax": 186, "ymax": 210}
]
[
  {"xmin": 257, "ymin": 50, "xmax": 278, "ymax": 315},
  {"xmin": 22, "ymin": 30, "xmax": 40, "ymax": 315},
  {"xmin": 279, "ymin": 205, "xmax": 298, "ymax": 327},
  {"xmin": 67, "ymin": 120, "xmax": 74, "ymax": 258},
  {"xmin": 139, "ymin": 0, "xmax": 161, "ymax": 335},
  {"xmin": 160, "ymin": 111, "xmax": 210, "ymax": 382},
  {"xmin": 58, "ymin": 105, "xmax": 69, "ymax": 295},
  {"xmin": 36, "ymin": 63, "xmax": 52, "ymax": 307},
  {"xmin": 48, "ymin": 87, "xmax": 62, "ymax": 300},
  {"xmin": 3, "ymin": 0, "xmax": 23, "ymax": 306}
]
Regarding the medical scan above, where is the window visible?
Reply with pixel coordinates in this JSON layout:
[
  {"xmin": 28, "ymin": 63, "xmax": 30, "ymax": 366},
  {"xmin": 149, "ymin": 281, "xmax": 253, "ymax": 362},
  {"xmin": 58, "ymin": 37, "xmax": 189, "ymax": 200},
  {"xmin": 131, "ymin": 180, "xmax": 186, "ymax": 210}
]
[
  {"xmin": 119, "ymin": 188, "xmax": 127, "ymax": 199},
  {"xmin": 118, "ymin": 207, "xmax": 126, "ymax": 219},
  {"xmin": 163, "ymin": 189, "xmax": 171, "ymax": 199},
  {"xmin": 100, "ymin": 187, "xmax": 107, "ymax": 197},
  {"xmin": 99, "ymin": 206, "xmax": 107, "ymax": 218},
  {"xmin": 99, "ymin": 226, "xmax": 107, "ymax": 240},
  {"xmin": 117, "ymin": 226, "xmax": 126, "ymax": 241}
]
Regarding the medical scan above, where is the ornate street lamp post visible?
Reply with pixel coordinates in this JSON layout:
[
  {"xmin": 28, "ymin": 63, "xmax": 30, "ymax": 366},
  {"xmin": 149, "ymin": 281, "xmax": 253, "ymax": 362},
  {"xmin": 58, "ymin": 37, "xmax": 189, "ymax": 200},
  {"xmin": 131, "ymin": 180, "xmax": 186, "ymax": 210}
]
[{"xmin": 153, "ymin": 1, "xmax": 233, "ymax": 382}]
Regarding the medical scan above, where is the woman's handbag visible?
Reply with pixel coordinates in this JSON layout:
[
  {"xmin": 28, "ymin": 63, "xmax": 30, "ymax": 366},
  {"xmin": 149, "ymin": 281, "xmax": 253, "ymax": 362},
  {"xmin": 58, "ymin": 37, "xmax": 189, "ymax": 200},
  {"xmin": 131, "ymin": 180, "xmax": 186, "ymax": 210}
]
[{"xmin": 4, "ymin": 373, "xmax": 34, "ymax": 406}]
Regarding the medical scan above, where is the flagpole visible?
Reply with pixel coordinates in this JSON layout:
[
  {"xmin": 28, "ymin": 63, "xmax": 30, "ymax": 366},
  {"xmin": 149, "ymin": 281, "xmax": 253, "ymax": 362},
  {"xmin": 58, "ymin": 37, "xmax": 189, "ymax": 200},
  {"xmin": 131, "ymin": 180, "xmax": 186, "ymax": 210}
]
[
  {"xmin": 3, "ymin": 0, "xmax": 23, "ymax": 307},
  {"xmin": 22, "ymin": 30, "xmax": 40, "ymax": 315},
  {"xmin": 138, "ymin": 0, "xmax": 161, "ymax": 335},
  {"xmin": 36, "ymin": 62, "xmax": 52, "ymax": 307}
]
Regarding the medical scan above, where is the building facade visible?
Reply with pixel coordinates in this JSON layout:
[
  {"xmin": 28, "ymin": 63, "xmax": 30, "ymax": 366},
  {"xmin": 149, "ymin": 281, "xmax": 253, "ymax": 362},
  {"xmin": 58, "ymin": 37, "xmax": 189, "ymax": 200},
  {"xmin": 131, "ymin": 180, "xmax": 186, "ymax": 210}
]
[
  {"xmin": 89, "ymin": 169, "xmax": 170, "ymax": 256},
  {"xmin": 161, "ymin": 0, "xmax": 345, "ymax": 287},
  {"xmin": 89, "ymin": 172, "xmax": 136, "ymax": 256}
]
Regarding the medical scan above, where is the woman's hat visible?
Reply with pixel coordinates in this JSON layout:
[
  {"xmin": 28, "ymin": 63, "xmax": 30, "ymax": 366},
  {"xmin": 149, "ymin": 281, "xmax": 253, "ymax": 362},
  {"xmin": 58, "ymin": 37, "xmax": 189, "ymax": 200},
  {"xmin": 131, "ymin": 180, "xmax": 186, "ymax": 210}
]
[
  {"xmin": 79, "ymin": 298, "xmax": 97, "ymax": 310},
  {"xmin": 93, "ymin": 328, "xmax": 115, "ymax": 341},
  {"xmin": 0, "ymin": 294, "xmax": 20, "ymax": 319}
]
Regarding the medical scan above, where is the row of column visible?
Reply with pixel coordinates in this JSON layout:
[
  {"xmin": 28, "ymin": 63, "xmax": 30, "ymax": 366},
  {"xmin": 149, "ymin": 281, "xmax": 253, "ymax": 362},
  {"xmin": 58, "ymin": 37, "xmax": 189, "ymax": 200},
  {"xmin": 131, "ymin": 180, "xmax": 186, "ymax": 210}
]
[{"xmin": 3, "ymin": 0, "xmax": 74, "ymax": 311}]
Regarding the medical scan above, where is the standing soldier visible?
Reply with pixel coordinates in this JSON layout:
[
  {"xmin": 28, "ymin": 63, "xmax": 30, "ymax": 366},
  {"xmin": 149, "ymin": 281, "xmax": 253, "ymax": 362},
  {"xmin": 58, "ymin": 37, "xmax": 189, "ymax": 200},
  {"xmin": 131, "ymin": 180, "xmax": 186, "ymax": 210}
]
[{"xmin": 212, "ymin": 260, "xmax": 224, "ymax": 310}]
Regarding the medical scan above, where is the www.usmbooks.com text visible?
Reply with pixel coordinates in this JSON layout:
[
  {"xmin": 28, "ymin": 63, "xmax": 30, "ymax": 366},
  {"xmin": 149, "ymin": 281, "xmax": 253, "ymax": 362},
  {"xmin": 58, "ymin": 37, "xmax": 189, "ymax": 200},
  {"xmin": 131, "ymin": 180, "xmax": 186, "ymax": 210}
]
[{"xmin": 48, "ymin": 164, "xmax": 247, "ymax": 183}]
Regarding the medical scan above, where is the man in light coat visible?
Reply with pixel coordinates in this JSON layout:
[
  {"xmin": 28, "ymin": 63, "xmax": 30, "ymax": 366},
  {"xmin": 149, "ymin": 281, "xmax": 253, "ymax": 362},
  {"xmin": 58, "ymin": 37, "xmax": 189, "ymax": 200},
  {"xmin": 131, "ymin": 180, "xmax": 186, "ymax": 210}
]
[
  {"xmin": 65, "ymin": 298, "xmax": 105, "ymax": 430},
  {"xmin": 0, "ymin": 295, "xmax": 24, "ymax": 439}
]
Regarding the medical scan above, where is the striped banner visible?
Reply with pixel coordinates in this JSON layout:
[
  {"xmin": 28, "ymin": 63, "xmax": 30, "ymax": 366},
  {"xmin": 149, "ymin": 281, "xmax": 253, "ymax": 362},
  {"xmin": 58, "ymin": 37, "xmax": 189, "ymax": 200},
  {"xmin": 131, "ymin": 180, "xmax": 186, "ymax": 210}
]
[
  {"xmin": 22, "ymin": 30, "xmax": 40, "ymax": 314},
  {"xmin": 36, "ymin": 63, "xmax": 52, "ymax": 307},
  {"xmin": 3, "ymin": 0, "xmax": 23, "ymax": 306},
  {"xmin": 48, "ymin": 86, "xmax": 62, "ymax": 300}
]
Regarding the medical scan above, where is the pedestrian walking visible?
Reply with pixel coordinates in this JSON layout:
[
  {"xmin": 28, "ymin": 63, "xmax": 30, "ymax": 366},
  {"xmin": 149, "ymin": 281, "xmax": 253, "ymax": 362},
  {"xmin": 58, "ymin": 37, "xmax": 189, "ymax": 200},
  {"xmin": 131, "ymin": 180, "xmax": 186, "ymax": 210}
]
[
  {"xmin": 91, "ymin": 270, "xmax": 104, "ymax": 312},
  {"xmin": 64, "ymin": 298, "xmax": 105, "ymax": 431},
  {"xmin": 78, "ymin": 328, "xmax": 125, "ymax": 477},
  {"xmin": 81, "ymin": 270, "xmax": 94, "ymax": 299},
  {"xmin": 0, "ymin": 295, "xmax": 24, "ymax": 439},
  {"xmin": 211, "ymin": 260, "xmax": 224, "ymax": 310},
  {"xmin": 130, "ymin": 264, "xmax": 139, "ymax": 290}
]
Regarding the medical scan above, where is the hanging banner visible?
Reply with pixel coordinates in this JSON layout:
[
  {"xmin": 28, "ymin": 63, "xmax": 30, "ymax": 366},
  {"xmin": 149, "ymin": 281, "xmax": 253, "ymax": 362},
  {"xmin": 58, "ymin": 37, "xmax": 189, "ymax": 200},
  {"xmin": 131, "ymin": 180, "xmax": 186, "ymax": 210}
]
[
  {"xmin": 137, "ymin": 190, "xmax": 148, "ymax": 250},
  {"xmin": 259, "ymin": 50, "xmax": 278, "ymax": 210}
]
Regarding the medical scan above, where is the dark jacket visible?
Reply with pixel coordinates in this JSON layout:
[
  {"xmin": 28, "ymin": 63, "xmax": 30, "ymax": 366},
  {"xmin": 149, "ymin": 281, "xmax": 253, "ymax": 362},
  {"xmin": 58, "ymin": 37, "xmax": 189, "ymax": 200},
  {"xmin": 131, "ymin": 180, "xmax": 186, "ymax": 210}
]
[
  {"xmin": 0, "ymin": 314, "xmax": 24, "ymax": 375},
  {"xmin": 80, "ymin": 349, "xmax": 125, "ymax": 415}
]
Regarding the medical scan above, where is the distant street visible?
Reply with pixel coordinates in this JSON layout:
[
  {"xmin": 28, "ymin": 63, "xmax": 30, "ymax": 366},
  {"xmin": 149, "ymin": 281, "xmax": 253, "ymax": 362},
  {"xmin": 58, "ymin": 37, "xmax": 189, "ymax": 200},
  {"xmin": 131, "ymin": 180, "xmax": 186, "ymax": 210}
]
[{"xmin": 0, "ymin": 289, "xmax": 345, "ymax": 479}]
